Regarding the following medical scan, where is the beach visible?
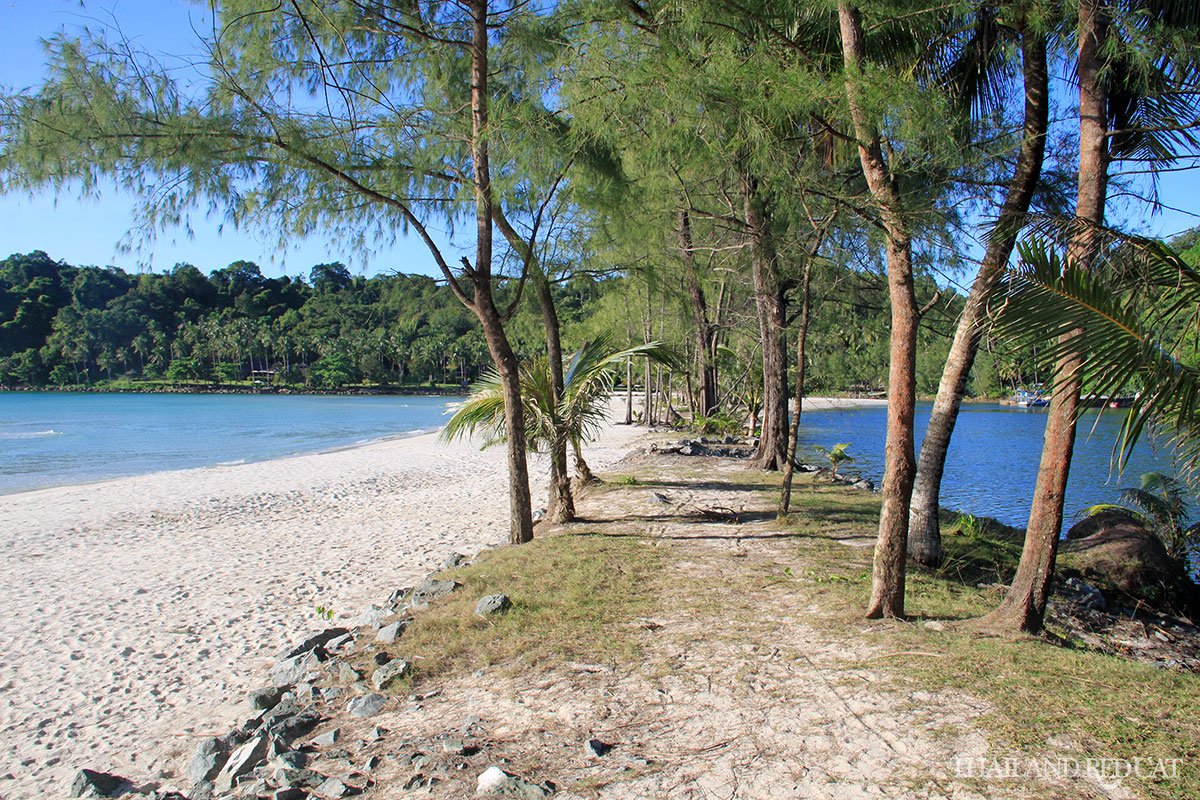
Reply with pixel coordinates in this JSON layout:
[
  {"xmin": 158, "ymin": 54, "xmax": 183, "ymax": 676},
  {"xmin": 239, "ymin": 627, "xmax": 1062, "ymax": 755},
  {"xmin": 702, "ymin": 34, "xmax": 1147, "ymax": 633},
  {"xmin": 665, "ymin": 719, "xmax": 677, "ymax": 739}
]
[
  {"xmin": 0, "ymin": 396, "xmax": 895, "ymax": 798},
  {"xmin": 0, "ymin": 415, "xmax": 647, "ymax": 798}
]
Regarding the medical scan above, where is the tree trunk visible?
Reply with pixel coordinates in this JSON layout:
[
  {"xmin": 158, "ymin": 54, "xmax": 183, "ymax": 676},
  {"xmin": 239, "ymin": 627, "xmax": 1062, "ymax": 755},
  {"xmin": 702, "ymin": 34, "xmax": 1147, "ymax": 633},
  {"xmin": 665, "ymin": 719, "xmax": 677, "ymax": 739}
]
[
  {"xmin": 838, "ymin": 0, "xmax": 920, "ymax": 619},
  {"xmin": 983, "ymin": 0, "xmax": 1109, "ymax": 632},
  {"xmin": 741, "ymin": 169, "xmax": 789, "ymax": 471},
  {"xmin": 908, "ymin": 25, "xmax": 1050, "ymax": 567},
  {"xmin": 779, "ymin": 262, "xmax": 813, "ymax": 516},
  {"xmin": 625, "ymin": 355, "xmax": 634, "ymax": 425},
  {"xmin": 572, "ymin": 438, "xmax": 599, "ymax": 485},
  {"xmin": 679, "ymin": 209, "xmax": 718, "ymax": 417},
  {"xmin": 535, "ymin": 268, "xmax": 575, "ymax": 523},
  {"xmin": 468, "ymin": 0, "xmax": 533, "ymax": 545}
]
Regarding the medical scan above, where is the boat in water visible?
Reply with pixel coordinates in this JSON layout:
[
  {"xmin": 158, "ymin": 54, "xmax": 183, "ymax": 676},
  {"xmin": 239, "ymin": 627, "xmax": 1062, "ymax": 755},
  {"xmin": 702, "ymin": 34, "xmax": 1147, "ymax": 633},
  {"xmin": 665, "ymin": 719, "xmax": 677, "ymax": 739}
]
[{"xmin": 1013, "ymin": 389, "xmax": 1049, "ymax": 408}]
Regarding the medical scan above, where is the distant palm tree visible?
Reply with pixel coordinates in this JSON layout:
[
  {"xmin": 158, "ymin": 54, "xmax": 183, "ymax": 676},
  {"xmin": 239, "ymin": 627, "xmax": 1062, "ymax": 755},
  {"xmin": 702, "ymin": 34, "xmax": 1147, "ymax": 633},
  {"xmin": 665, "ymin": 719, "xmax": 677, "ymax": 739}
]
[
  {"xmin": 1083, "ymin": 471, "xmax": 1199, "ymax": 567},
  {"xmin": 442, "ymin": 335, "xmax": 677, "ymax": 523}
]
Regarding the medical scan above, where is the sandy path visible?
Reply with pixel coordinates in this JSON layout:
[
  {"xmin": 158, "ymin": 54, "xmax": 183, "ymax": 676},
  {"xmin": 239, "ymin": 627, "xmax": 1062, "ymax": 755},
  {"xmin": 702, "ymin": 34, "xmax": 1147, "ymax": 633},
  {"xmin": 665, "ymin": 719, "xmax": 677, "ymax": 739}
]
[{"xmin": 0, "ymin": 412, "xmax": 644, "ymax": 798}]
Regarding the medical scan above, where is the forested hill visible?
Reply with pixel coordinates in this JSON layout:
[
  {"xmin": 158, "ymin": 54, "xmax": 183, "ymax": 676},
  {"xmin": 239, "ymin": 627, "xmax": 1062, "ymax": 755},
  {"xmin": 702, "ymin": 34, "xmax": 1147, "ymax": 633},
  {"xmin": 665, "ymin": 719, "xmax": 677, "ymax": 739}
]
[{"xmin": 1, "ymin": 248, "xmax": 1023, "ymax": 395}]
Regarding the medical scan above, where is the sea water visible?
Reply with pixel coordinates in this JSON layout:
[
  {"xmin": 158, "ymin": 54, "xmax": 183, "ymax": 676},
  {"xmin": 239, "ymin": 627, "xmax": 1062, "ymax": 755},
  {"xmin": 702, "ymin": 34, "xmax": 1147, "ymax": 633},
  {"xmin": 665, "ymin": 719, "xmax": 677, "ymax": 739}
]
[{"xmin": 0, "ymin": 392, "xmax": 462, "ymax": 495}]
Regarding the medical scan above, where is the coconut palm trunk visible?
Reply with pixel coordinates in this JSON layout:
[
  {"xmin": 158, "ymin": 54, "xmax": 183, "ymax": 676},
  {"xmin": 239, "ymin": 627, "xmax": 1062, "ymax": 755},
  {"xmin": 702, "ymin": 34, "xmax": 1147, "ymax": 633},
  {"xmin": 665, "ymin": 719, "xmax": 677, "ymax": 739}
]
[
  {"xmin": 908, "ymin": 23, "xmax": 1050, "ymax": 567},
  {"xmin": 984, "ymin": 0, "xmax": 1109, "ymax": 632},
  {"xmin": 838, "ymin": 0, "xmax": 921, "ymax": 619}
]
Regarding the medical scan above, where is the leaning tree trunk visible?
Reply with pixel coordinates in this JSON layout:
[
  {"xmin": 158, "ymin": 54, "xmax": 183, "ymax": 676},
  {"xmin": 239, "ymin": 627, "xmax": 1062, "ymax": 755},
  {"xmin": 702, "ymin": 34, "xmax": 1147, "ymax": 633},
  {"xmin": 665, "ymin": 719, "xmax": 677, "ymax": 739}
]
[
  {"xmin": 535, "ymin": 268, "xmax": 575, "ymax": 523},
  {"xmin": 838, "ymin": 0, "xmax": 921, "ymax": 619},
  {"xmin": 779, "ymin": 261, "xmax": 813, "ymax": 516},
  {"xmin": 908, "ymin": 25, "xmax": 1050, "ymax": 567},
  {"xmin": 741, "ymin": 169, "xmax": 789, "ymax": 471},
  {"xmin": 679, "ymin": 209, "xmax": 718, "ymax": 417},
  {"xmin": 983, "ymin": 0, "xmax": 1109, "ymax": 633},
  {"xmin": 468, "ymin": 0, "xmax": 533, "ymax": 545}
]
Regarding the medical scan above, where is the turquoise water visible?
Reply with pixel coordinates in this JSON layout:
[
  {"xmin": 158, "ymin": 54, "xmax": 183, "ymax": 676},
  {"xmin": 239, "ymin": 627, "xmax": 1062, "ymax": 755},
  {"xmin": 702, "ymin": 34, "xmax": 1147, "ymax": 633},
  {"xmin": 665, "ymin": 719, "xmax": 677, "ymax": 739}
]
[
  {"xmin": 0, "ymin": 393, "xmax": 1186, "ymax": 530},
  {"xmin": 0, "ymin": 392, "xmax": 462, "ymax": 495},
  {"xmin": 796, "ymin": 401, "xmax": 1183, "ymax": 529}
]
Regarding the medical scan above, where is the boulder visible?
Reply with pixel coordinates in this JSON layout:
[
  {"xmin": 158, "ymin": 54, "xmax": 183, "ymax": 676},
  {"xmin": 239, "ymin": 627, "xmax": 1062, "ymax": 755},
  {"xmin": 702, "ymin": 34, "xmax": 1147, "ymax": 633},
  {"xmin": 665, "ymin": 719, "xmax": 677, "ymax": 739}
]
[
  {"xmin": 355, "ymin": 605, "xmax": 389, "ymax": 629},
  {"xmin": 372, "ymin": 659, "xmax": 412, "ymax": 691},
  {"xmin": 347, "ymin": 693, "xmax": 388, "ymax": 717},
  {"xmin": 410, "ymin": 578, "xmax": 462, "ymax": 610},
  {"xmin": 248, "ymin": 686, "xmax": 288, "ymax": 711},
  {"xmin": 376, "ymin": 619, "xmax": 409, "ymax": 644},
  {"xmin": 442, "ymin": 552, "xmax": 467, "ymax": 569},
  {"xmin": 186, "ymin": 737, "xmax": 229, "ymax": 785},
  {"xmin": 279, "ymin": 628, "xmax": 350, "ymax": 661},
  {"xmin": 213, "ymin": 734, "xmax": 270, "ymax": 794},
  {"xmin": 69, "ymin": 769, "xmax": 132, "ymax": 798},
  {"xmin": 1061, "ymin": 513, "xmax": 1198, "ymax": 612},
  {"xmin": 474, "ymin": 594, "xmax": 512, "ymax": 617},
  {"xmin": 271, "ymin": 650, "xmax": 326, "ymax": 687},
  {"xmin": 475, "ymin": 766, "xmax": 551, "ymax": 798}
]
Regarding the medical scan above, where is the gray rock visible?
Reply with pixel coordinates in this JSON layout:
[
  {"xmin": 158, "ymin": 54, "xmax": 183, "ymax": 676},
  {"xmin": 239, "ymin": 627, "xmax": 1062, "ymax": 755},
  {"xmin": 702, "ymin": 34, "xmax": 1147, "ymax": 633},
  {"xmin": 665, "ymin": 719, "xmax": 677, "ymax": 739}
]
[
  {"xmin": 372, "ymin": 659, "xmax": 412, "ymax": 691},
  {"xmin": 475, "ymin": 765, "xmax": 550, "ymax": 798},
  {"xmin": 347, "ymin": 693, "xmax": 388, "ymax": 717},
  {"xmin": 321, "ymin": 687, "xmax": 345, "ymax": 702},
  {"xmin": 442, "ymin": 552, "xmax": 467, "ymax": 570},
  {"xmin": 274, "ymin": 750, "xmax": 308, "ymax": 769},
  {"xmin": 271, "ymin": 650, "xmax": 325, "ymax": 688},
  {"xmin": 266, "ymin": 706, "xmax": 323, "ymax": 743},
  {"xmin": 386, "ymin": 587, "xmax": 412, "ymax": 606},
  {"xmin": 851, "ymin": 479, "xmax": 874, "ymax": 491},
  {"xmin": 410, "ymin": 577, "xmax": 461, "ymax": 610},
  {"xmin": 325, "ymin": 632, "xmax": 355, "ymax": 652},
  {"xmin": 187, "ymin": 780, "xmax": 214, "ymax": 800},
  {"xmin": 312, "ymin": 727, "xmax": 340, "ymax": 746},
  {"xmin": 442, "ymin": 738, "xmax": 468, "ymax": 755},
  {"xmin": 271, "ymin": 766, "xmax": 324, "ymax": 790},
  {"xmin": 280, "ymin": 628, "xmax": 350, "ymax": 661},
  {"xmin": 329, "ymin": 660, "xmax": 361, "ymax": 683},
  {"xmin": 69, "ymin": 769, "xmax": 132, "ymax": 798},
  {"xmin": 376, "ymin": 619, "xmax": 409, "ymax": 644},
  {"xmin": 271, "ymin": 789, "xmax": 309, "ymax": 800},
  {"xmin": 214, "ymin": 734, "xmax": 270, "ymax": 793},
  {"xmin": 355, "ymin": 605, "xmax": 389, "ymax": 628},
  {"xmin": 474, "ymin": 594, "xmax": 512, "ymax": 617},
  {"xmin": 186, "ymin": 737, "xmax": 229, "ymax": 785},
  {"xmin": 248, "ymin": 686, "xmax": 288, "ymax": 711},
  {"xmin": 314, "ymin": 777, "xmax": 349, "ymax": 798}
]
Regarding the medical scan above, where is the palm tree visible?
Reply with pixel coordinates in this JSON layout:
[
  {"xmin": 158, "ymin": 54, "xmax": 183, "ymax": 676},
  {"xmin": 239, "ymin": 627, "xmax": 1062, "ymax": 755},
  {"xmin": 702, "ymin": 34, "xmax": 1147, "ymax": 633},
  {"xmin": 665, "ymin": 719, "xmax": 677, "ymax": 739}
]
[
  {"xmin": 983, "ymin": 234, "xmax": 1200, "ymax": 630},
  {"xmin": 1082, "ymin": 472, "xmax": 1199, "ymax": 567},
  {"xmin": 442, "ymin": 335, "xmax": 677, "ymax": 532}
]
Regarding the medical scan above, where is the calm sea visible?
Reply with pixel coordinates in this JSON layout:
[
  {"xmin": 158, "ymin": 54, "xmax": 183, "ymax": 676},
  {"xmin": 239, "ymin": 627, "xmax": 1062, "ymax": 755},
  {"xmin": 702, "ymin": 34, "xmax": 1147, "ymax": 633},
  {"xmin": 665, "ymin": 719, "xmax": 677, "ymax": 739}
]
[
  {"xmin": 795, "ymin": 401, "xmax": 1182, "ymax": 529},
  {"xmin": 0, "ymin": 392, "xmax": 461, "ymax": 495},
  {"xmin": 0, "ymin": 393, "xmax": 1184, "ymax": 530}
]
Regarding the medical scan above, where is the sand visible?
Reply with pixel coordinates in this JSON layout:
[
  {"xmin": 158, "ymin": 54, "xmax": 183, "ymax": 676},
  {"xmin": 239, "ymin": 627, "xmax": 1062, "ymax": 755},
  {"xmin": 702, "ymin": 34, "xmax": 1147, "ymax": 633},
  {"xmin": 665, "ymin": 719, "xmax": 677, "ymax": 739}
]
[{"xmin": 0, "ymin": 396, "xmax": 879, "ymax": 798}]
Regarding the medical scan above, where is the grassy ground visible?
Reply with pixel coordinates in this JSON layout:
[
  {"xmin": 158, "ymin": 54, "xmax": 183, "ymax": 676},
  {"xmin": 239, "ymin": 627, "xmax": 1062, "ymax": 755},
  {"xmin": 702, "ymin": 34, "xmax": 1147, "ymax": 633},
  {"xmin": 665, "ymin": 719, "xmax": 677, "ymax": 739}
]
[{"xmin": 353, "ymin": 455, "xmax": 1198, "ymax": 799}]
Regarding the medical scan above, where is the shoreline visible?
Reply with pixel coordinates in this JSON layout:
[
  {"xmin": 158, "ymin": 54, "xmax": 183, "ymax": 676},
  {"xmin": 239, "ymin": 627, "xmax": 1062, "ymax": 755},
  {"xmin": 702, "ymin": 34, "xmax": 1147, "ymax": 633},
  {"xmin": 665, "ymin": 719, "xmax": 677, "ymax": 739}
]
[{"xmin": 0, "ymin": 410, "xmax": 645, "ymax": 799}]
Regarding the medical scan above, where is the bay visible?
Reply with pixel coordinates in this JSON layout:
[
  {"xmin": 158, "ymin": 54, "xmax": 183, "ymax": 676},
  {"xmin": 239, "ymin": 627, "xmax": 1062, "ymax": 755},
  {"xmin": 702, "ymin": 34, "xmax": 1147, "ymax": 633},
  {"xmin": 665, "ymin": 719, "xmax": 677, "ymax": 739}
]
[
  {"xmin": 0, "ymin": 392, "xmax": 462, "ymax": 495},
  {"xmin": 798, "ymin": 401, "xmax": 1183, "ymax": 530}
]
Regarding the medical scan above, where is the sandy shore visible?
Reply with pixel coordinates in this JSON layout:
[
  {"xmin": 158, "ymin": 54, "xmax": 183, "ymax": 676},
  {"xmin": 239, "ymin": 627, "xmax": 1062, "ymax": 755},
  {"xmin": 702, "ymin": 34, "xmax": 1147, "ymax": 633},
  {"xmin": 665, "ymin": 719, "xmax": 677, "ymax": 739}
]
[
  {"xmin": 0, "ymin": 414, "xmax": 647, "ymax": 798},
  {"xmin": 0, "ymin": 395, "xmax": 878, "ymax": 798}
]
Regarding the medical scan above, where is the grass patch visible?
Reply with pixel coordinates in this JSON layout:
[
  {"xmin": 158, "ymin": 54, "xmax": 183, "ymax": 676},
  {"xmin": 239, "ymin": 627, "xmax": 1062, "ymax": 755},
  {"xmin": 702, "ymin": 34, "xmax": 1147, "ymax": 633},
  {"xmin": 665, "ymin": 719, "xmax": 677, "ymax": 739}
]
[
  {"xmin": 369, "ymin": 532, "xmax": 665, "ymax": 687},
  {"xmin": 777, "ymin": 481, "xmax": 1200, "ymax": 800}
]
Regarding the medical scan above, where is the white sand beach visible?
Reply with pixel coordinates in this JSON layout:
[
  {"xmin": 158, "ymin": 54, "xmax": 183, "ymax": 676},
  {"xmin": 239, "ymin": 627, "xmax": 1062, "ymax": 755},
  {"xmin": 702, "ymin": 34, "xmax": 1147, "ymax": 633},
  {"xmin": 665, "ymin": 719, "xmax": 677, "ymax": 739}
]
[{"xmin": 0, "ymin": 396, "xmax": 879, "ymax": 798}]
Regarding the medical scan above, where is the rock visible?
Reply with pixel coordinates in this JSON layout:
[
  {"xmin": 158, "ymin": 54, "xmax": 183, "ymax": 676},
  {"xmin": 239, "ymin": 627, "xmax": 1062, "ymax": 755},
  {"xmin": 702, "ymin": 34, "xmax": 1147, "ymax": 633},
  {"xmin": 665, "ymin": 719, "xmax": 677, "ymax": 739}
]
[
  {"xmin": 474, "ymin": 594, "xmax": 512, "ymax": 617},
  {"xmin": 275, "ymin": 751, "xmax": 308, "ymax": 769},
  {"xmin": 280, "ymin": 628, "xmax": 351, "ymax": 661},
  {"xmin": 314, "ymin": 777, "xmax": 349, "ymax": 798},
  {"xmin": 372, "ymin": 652, "xmax": 392, "ymax": 666},
  {"xmin": 442, "ymin": 738, "xmax": 468, "ymax": 755},
  {"xmin": 851, "ymin": 479, "xmax": 874, "ymax": 491},
  {"xmin": 265, "ymin": 706, "xmax": 323, "ymax": 743},
  {"xmin": 475, "ymin": 766, "xmax": 550, "ymax": 798},
  {"xmin": 410, "ymin": 578, "xmax": 461, "ymax": 610},
  {"xmin": 249, "ymin": 686, "xmax": 288, "ymax": 711},
  {"xmin": 372, "ymin": 659, "xmax": 412, "ymax": 691},
  {"xmin": 186, "ymin": 737, "xmax": 229, "ymax": 785},
  {"xmin": 329, "ymin": 660, "xmax": 362, "ymax": 683},
  {"xmin": 271, "ymin": 650, "xmax": 325, "ymax": 688},
  {"xmin": 1060, "ymin": 576, "xmax": 1107, "ymax": 611},
  {"xmin": 376, "ymin": 619, "xmax": 409, "ymax": 644},
  {"xmin": 69, "ymin": 769, "xmax": 133, "ymax": 798},
  {"xmin": 214, "ymin": 734, "xmax": 270, "ymax": 794},
  {"xmin": 188, "ymin": 780, "xmax": 214, "ymax": 800},
  {"xmin": 532, "ymin": 508, "xmax": 546, "ymax": 523},
  {"xmin": 271, "ymin": 789, "xmax": 308, "ymax": 800},
  {"xmin": 312, "ymin": 727, "xmax": 340, "ymax": 746},
  {"xmin": 442, "ymin": 552, "xmax": 467, "ymax": 569},
  {"xmin": 356, "ymin": 605, "xmax": 389, "ymax": 629},
  {"xmin": 584, "ymin": 739, "xmax": 612, "ymax": 757},
  {"xmin": 347, "ymin": 693, "xmax": 388, "ymax": 717},
  {"xmin": 1060, "ymin": 513, "xmax": 1197, "ymax": 612},
  {"xmin": 386, "ymin": 587, "xmax": 412, "ymax": 606}
]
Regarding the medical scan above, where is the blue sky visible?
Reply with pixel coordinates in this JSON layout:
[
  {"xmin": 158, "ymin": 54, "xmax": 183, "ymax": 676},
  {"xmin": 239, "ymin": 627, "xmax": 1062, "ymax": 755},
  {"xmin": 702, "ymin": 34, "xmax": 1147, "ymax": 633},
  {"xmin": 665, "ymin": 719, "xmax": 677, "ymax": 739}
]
[
  {"xmin": 1, "ymin": 1, "xmax": 1197, "ymax": 282},
  {"xmin": 0, "ymin": 0, "xmax": 456, "ymax": 278}
]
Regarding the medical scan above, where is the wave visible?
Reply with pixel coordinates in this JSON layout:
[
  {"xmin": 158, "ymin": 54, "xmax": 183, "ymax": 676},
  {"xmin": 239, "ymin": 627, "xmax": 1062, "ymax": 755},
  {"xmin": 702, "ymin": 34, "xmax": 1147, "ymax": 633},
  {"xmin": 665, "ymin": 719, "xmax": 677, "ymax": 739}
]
[{"xmin": 0, "ymin": 429, "xmax": 64, "ymax": 439}]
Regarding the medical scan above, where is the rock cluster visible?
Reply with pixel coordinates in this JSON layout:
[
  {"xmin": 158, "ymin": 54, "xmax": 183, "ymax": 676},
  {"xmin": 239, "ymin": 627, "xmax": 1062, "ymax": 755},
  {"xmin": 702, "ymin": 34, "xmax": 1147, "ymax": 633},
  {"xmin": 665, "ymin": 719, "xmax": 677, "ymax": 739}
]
[{"xmin": 66, "ymin": 551, "xmax": 552, "ymax": 799}]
